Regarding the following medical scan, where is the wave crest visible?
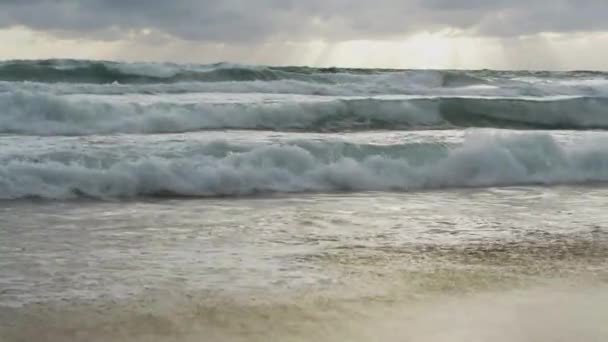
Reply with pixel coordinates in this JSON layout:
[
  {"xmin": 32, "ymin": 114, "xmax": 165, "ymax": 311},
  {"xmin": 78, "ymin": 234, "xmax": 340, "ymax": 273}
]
[
  {"xmin": 2, "ymin": 91, "xmax": 608, "ymax": 135},
  {"xmin": 1, "ymin": 133, "xmax": 607, "ymax": 200},
  {"xmin": 0, "ymin": 60, "xmax": 493, "ymax": 86}
]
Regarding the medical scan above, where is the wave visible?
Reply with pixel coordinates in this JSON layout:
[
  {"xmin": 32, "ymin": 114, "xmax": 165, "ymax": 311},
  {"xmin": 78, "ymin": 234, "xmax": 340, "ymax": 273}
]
[
  {"xmin": 0, "ymin": 59, "xmax": 507, "ymax": 86},
  {"xmin": 0, "ymin": 138, "xmax": 450, "ymax": 169},
  {"xmin": 2, "ymin": 91, "xmax": 608, "ymax": 135},
  {"xmin": 4, "ymin": 61, "xmax": 608, "ymax": 100},
  {"xmin": 0, "ymin": 76, "xmax": 510, "ymax": 99},
  {"xmin": 0, "ymin": 59, "xmax": 396, "ymax": 84},
  {"xmin": 1, "ymin": 133, "xmax": 607, "ymax": 200}
]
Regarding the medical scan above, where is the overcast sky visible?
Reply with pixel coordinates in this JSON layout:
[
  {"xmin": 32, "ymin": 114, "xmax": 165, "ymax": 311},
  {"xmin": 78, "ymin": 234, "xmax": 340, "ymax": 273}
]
[{"xmin": 1, "ymin": 0, "xmax": 607, "ymax": 69}]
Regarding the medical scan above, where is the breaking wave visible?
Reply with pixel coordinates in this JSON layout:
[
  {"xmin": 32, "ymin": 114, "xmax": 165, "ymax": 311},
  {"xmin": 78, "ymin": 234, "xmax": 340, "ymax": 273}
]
[
  {"xmin": 2, "ymin": 91, "xmax": 608, "ymax": 135},
  {"xmin": 0, "ymin": 59, "xmax": 462, "ymax": 85},
  {"xmin": 4, "ymin": 60, "xmax": 608, "ymax": 99},
  {"xmin": 4, "ymin": 60, "xmax": 607, "ymax": 86},
  {"xmin": 2, "ymin": 133, "xmax": 608, "ymax": 200}
]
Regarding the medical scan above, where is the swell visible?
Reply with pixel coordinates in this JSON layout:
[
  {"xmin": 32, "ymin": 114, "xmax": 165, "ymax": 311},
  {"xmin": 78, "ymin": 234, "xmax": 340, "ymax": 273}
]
[
  {"xmin": 0, "ymin": 59, "xmax": 488, "ymax": 86},
  {"xmin": 0, "ymin": 60, "xmax": 294, "ymax": 84},
  {"xmin": 2, "ymin": 133, "xmax": 608, "ymax": 200},
  {"xmin": 2, "ymin": 91, "xmax": 608, "ymax": 135}
]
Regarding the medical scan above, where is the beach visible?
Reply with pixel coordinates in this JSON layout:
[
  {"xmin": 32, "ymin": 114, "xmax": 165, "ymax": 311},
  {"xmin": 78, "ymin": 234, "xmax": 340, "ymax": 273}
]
[{"xmin": 0, "ymin": 60, "xmax": 607, "ymax": 341}]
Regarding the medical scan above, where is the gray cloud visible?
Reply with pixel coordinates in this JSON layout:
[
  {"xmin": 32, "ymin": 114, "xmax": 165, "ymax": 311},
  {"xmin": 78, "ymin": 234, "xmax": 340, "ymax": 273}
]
[{"xmin": 0, "ymin": 0, "xmax": 606, "ymax": 42}]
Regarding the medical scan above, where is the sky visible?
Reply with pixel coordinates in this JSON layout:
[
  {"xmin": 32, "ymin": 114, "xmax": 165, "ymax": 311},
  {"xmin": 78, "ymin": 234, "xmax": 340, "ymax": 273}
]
[{"xmin": 1, "ymin": 0, "xmax": 607, "ymax": 70}]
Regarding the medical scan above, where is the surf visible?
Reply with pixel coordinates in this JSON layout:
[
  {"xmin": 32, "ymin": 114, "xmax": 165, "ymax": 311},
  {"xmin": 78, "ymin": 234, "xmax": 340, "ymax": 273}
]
[
  {"xmin": 2, "ymin": 132, "xmax": 608, "ymax": 200},
  {"xmin": 2, "ymin": 91, "xmax": 608, "ymax": 135}
]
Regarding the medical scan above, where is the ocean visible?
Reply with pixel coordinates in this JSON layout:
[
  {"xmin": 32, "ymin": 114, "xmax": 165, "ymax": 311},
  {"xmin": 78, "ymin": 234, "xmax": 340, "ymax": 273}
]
[{"xmin": 0, "ymin": 59, "xmax": 607, "ymax": 342}]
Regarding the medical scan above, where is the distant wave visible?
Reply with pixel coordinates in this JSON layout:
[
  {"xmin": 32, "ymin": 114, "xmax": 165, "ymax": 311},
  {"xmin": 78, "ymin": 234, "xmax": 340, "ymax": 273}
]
[
  {"xmin": 4, "ymin": 60, "xmax": 608, "ymax": 100},
  {"xmin": 0, "ymin": 59, "xmax": 499, "ymax": 86},
  {"xmin": 1, "ymin": 133, "xmax": 607, "ymax": 200},
  {"xmin": 2, "ymin": 91, "xmax": 608, "ymax": 135},
  {"xmin": 0, "ymin": 59, "xmax": 386, "ymax": 84}
]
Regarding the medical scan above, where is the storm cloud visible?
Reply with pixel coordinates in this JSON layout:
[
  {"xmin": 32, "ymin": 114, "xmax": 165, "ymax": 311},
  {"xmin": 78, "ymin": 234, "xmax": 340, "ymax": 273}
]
[{"xmin": 0, "ymin": 0, "xmax": 607, "ymax": 42}]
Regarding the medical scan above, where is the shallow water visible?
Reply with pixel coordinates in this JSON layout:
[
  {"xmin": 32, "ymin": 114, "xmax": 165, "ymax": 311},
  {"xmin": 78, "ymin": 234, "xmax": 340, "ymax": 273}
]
[{"xmin": 1, "ymin": 187, "xmax": 607, "ymax": 341}]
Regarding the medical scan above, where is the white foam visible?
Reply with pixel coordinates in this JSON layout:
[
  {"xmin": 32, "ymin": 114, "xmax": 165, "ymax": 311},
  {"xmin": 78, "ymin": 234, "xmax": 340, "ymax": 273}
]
[{"xmin": 1, "ymin": 133, "xmax": 608, "ymax": 199}]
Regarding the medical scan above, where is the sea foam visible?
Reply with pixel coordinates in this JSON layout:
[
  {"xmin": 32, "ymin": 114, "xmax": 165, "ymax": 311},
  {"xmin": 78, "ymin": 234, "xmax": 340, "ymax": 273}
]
[{"xmin": 1, "ymin": 133, "xmax": 607, "ymax": 199}]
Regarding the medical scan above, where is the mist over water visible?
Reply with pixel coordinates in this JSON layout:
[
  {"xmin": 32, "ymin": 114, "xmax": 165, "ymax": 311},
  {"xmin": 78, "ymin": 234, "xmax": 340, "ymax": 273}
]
[{"xmin": 0, "ymin": 60, "xmax": 607, "ymax": 341}]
